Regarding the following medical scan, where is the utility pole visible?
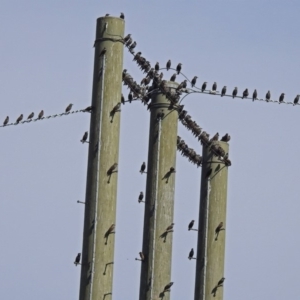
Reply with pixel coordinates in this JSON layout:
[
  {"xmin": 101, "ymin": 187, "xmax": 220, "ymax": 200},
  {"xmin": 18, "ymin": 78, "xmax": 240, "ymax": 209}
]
[
  {"xmin": 79, "ymin": 16, "xmax": 124, "ymax": 300},
  {"xmin": 194, "ymin": 141, "xmax": 229, "ymax": 300},
  {"xmin": 139, "ymin": 82, "xmax": 179, "ymax": 300}
]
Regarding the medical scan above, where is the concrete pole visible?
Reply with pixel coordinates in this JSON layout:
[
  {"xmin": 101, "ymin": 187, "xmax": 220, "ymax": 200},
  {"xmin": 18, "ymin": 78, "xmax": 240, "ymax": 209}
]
[
  {"xmin": 79, "ymin": 16, "xmax": 124, "ymax": 300},
  {"xmin": 139, "ymin": 82, "xmax": 179, "ymax": 300},
  {"xmin": 194, "ymin": 141, "xmax": 229, "ymax": 300}
]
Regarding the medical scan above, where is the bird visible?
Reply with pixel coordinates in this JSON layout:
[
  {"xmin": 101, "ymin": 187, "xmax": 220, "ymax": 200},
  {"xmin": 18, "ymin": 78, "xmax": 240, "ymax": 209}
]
[
  {"xmin": 212, "ymin": 82, "xmax": 217, "ymax": 91},
  {"xmin": 107, "ymin": 163, "xmax": 118, "ymax": 175},
  {"xmin": 217, "ymin": 277, "xmax": 225, "ymax": 287},
  {"xmin": 215, "ymin": 222, "xmax": 224, "ymax": 234},
  {"xmin": 138, "ymin": 192, "xmax": 144, "ymax": 203},
  {"xmin": 210, "ymin": 132, "xmax": 219, "ymax": 142},
  {"xmin": 221, "ymin": 86, "xmax": 227, "ymax": 97},
  {"xmin": 99, "ymin": 47, "xmax": 106, "ymax": 57},
  {"xmin": 124, "ymin": 34, "xmax": 131, "ymax": 42},
  {"xmin": 27, "ymin": 112, "xmax": 34, "ymax": 120},
  {"xmin": 188, "ymin": 220, "xmax": 194, "ymax": 231},
  {"xmin": 165, "ymin": 223, "xmax": 174, "ymax": 232},
  {"xmin": 176, "ymin": 63, "xmax": 182, "ymax": 75},
  {"xmin": 155, "ymin": 62, "xmax": 160, "ymax": 71},
  {"xmin": 188, "ymin": 248, "xmax": 194, "ymax": 260},
  {"xmin": 121, "ymin": 94, "xmax": 125, "ymax": 105},
  {"xmin": 232, "ymin": 87, "xmax": 238, "ymax": 98},
  {"xmin": 140, "ymin": 162, "xmax": 146, "ymax": 174},
  {"xmin": 252, "ymin": 89, "xmax": 258, "ymax": 101},
  {"xmin": 220, "ymin": 133, "xmax": 230, "ymax": 142},
  {"xmin": 191, "ymin": 76, "xmax": 198, "ymax": 87},
  {"xmin": 279, "ymin": 93, "xmax": 285, "ymax": 103},
  {"xmin": 129, "ymin": 41, "xmax": 137, "ymax": 51},
  {"xmin": 242, "ymin": 88, "xmax": 249, "ymax": 99},
  {"xmin": 206, "ymin": 168, "xmax": 212, "ymax": 178},
  {"xmin": 170, "ymin": 73, "xmax": 176, "ymax": 81},
  {"xmin": 201, "ymin": 82, "xmax": 207, "ymax": 92},
  {"xmin": 176, "ymin": 80, "xmax": 187, "ymax": 91},
  {"xmin": 105, "ymin": 14, "xmax": 110, "ymax": 16},
  {"xmin": 38, "ymin": 110, "xmax": 44, "ymax": 119},
  {"xmin": 83, "ymin": 106, "xmax": 94, "ymax": 113},
  {"xmin": 65, "ymin": 104, "xmax": 73, "ymax": 113},
  {"xmin": 16, "ymin": 114, "xmax": 23, "ymax": 124},
  {"xmin": 74, "ymin": 253, "xmax": 81, "ymax": 266},
  {"xmin": 128, "ymin": 92, "xmax": 133, "ymax": 103},
  {"xmin": 294, "ymin": 95, "xmax": 300, "ymax": 105},
  {"xmin": 3, "ymin": 116, "xmax": 9, "ymax": 126},
  {"xmin": 166, "ymin": 60, "xmax": 171, "ymax": 71},
  {"xmin": 81, "ymin": 132, "xmax": 88, "ymax": 143},
  {"xmin": 164, "ymin": 282, "xmax": 174, "ymax": 292},
  {"xmin": 139, "ymin": 252, "xmax": 144, "ymax": 261},
  {"xmin": 120, "ymin": 12, "xmax": 125, "ymax": 19},
  {"xmin": 266, "ymin": 90, "xmax": 271, "ymax": 102}
]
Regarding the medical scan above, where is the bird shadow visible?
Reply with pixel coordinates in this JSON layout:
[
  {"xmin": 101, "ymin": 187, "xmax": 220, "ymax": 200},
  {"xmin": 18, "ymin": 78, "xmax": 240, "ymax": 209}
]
[
  {"xmin": 104, "ymin": 231, "xmax": 115, "ymax": 245},
  {"xmin": 215, "ymin": 228, "xmax": 225, "ymax": 241},
  {"xmin": 103, "ymin": 262, "xmax": 114, "ymax": 275},
  {"xmin": 103, "ymin": 292, "xmax": 112, "ymax": 299},
  {"xmin": 162, "ymin": 170, "xmax": 175, "ymax": 183},
  {"xmin": 159, "ymin": 230, "xmax": 173, "ymax": 243},
  {"xmin": 211, "ymin": 286, "xmax": 218, "ymax": 297}
]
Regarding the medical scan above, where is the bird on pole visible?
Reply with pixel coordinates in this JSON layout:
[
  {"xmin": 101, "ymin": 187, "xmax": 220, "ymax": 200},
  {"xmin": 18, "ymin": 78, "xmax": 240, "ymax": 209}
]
[
  {"xmin": 188, "ymin": 248, "xmax": 194, "ymax": 260},
  {"xmin": 99, "ymin": 47, "xmax": 106, "ymax": 57},
  {"xmin": 188, "ymin": 220, "xmax": 194, "ymax": 231},
  {"xmin": 38, "ymin": 110, "xmax": 44, "ymax": 119},
  {"xmin": 242, "ymin": 88, "xmax": 249, "ymax": 99},
  {"xmin": 140, "ymin": 162, "xmax": 146, "ymax": 174},
  {"xmin": 176, "ymin": 63, "xmax": 182, "ymax": 75},
  {"xmin": 294, "ymin": 95, "xmax": 300, "ymax": 105},
  {"xmin": 81, "ymin": 132, "xmax": 88, "ymax": 143},
  {"xmin": 221, "ymin": 133, "xmax": 230, "ymax": 142},
  {"xmin": 201, "ymin": 82, "xmax": 207, "ymax": 92},
  {"xmin": 3, "ymin": 116, "xmax": 9, "ymax": 126},
  {"xmin": 191, "ymin": 76, "xmax": 198, "ymax": 87},
  {"xmin": 139, "ymin": 252, "xmax": 144, "ymax": 261},
  {"xmin": 129, "ymin": 41, "xmax": 137, "ymax": 52},
  {"xmin": 170, "ymin": 73, "xmax": 176, "ymax": 82},
  {"xmin": 166, "ymin": 60, "xmax": 171, "ymax": 71},
  {"xmin": 27, "ymin": 112, "xmax": 34, "ymax": 120},
  {"xmin": 212, "ymin": 82, "xmax": 217, "ymax": 91},
  {"xmin": 16, "ymin": 114, "xmax": 23, "ymax": 124},
  {"xmin": 252, "ymin": 89, "xmax": 258, "ymax": 101},
  {"xmin": 176, "ymin": 80, "xmax": 187, "ymax": 91},
  {"xmin": 120, "ymin": 12, "xmax": 125, "ymax": 19},
  {"xmin": 74, "ymin": 253, "xmax": 81, "ymax": 266},
  {"xmin": 232, "ymin": 87, "xmax": 238, "ymax": 98},
  {"xmin": 266, "ymin": 90, "xmax": 271, "ymax": 102},
  {"xmin": 124, "ymin": 34, "xmax": 131, "ymax": 43},
  {"xmin": 138, "ymin": 192, "xmax": 144, "ymax": 203},
  {"xmin": 128, "ymin": 92, "xmax": 133, "ymax": 103},
  {"xmin": 221, "ymin": 86, "xmax": 227, "ymax": 97},
  {"xmin": 164, "ymin": 282, "xmax": 174, "ymax": 292},
  {"xmin": 279, "ymin": 93, "xmax": 285, "ymax": 104},
  {"xmin": 65, "ymin": 104, "xmax": 73, "ymax": 113},
  {"xmin": 121, "ymin": 94, "xmax": 125, "ymax": 105}
]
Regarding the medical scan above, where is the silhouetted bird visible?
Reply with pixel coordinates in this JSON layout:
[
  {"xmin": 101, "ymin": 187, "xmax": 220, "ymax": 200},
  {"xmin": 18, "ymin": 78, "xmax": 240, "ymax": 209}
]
[
  {"xmin": 99, "ymin": 47, "xmax": 106, "ymax": 57},
  {"xmin": 124, "ymin": 34, "xmax": 131, "ymax": 42},
  {"xmin": 38, "ymin": 110, "xmax": 44, "ymax": 119},
  {"xmin": 176, "ymin": 63, "xmax": 182, "ymax": 75},
  {"xmin": 140, "ymin": 162, "xmax": 146, "ymax": 173},
  {"xmin": 121, "ymin": 94, "xmax": 125, "ymax": 105},
  {"xmin": 170, "ymin": 73, "xmax": 176, "ymax": 81},
  {"xmin": 139, "ymin": 252, "xmax": 144, "ymax": 261},
  {"xmin": 16, "ymin": 114, "xmax": 23, "ymax": 123},
  {"xmin": 201, "ymin": 82, "xmax": 207, "ymax": 92},
  {"xmin": 128, "ymin": 92, "xmax": 133, "ymax": 103},
  {"xmin": 105, "ymin": 14, "xmax": 110, "ymax": 16},
  {"xmin": 129, "ymin": 41, "xmax": 137, "ymax": 51},
  {"xmin": 177, "ymin": 80, "xmax": 187, "ymax": 91},
  {"xmin": 242, "ymin": 89, "xmax": 249, "ymax": 99},
  {"xmin": 65, "ymin": 104, "xmax": 73, "ymax": 113},
  {"xmin": 212, "ymin": 82, "xmax": 217, "ymax": 91},
  {"xmin": 74, "ymin": 253, "xmax": 81, "ymax": 266},
  {"xmin": 120, "ymin": 12, "xmax": 125, "ymax": 19},
  {"xmin": 138, "ymin": 192, "xmax": 144, "ymax": 203},
  {"xmin": 217, "ymin": 277, "xmax": 225, "ymax": 286},
  {"xmin": 188, "ymin": 248, "xmax": 194, "ymax": 260},
  {"xmin": 3, "ymin": 116, "xmax": 9, "ymax": 126},
  {"xmin": 166, "ymin": 60, "xmax": 171, "ymax": 71},
  {"xmin": 81, "ymin": 132, "xmax": 88, "ymax": 143},
  {"xmin": 155, "ymin": 62, "xmax": 159, "ymax": 71},
  {"xmin": 188, "ymin": 220, "xmax": 194, "ymax": 231},
  {"xmin": 279, "ymin": 93, "xmax": 285, "ymax": 103},
  {"xmin": 210, "ymin": 132, "xmax": 219, "ymax": 142},
  {"xmin": 27, "ymin": 112, "xmax": 34, "ymax": 120},
  {"xmin": 294, "ymin": 95, "xmax": 300, "ymax": 105},
  {"xmin": 191, "ymin": 76, "xmax": 198, "ymax": 87},
  {"xmin": 83, "ymin": 106, "xmax": 94, "ymax": 113},
  {"xmin": 221, "ymin": 133, "xmax": 230, "ymax": 142},
  {"xmin": 164, "ymin": 282, "xmax": 174, "ymax": 291},
  {"xmin": 266, "ymin": 90, "xmax": 271, "ymax": 102},
  {"xmin": 215, "ymin": 222, "xmax": 224, "ymax": 234},
  {"xmin": 221, "ymin": 86, "xmax": 227, "ymax": 97},
  {"xmin": 252, "ymin": 89, "xmax": 258, "ymax": 101},
  {"xmin": 232, "ymin": 87, "xmax": 238, "ymax": 98}
]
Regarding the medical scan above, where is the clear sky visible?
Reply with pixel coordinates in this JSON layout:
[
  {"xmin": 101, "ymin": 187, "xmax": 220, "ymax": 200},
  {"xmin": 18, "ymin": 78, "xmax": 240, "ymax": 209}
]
[{"xmin": 1, "ymin": 1, "xmax": 300, "ymax": 299}]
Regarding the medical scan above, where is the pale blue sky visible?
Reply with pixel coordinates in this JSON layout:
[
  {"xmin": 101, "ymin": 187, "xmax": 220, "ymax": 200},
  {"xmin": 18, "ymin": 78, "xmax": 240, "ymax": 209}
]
[{"xmin": 1, "ymin": 1, "xmax": 300, "ymax": 299}]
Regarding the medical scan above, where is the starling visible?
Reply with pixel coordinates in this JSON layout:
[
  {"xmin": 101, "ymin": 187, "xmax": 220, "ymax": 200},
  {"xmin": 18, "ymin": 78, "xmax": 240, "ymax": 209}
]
[
  {"xmin": 74, "ymin": 253, "xmax": 81, "ymax": 266},
  {"xmin": 166, "ymin": 60, "xmax": 171, "ymax": 71},
  {"xmin": 140, "ymin": 162, "xmax": 146, "ymax": 173},
  {"xmin": 27, "ymin": 112, "xmax": 34, "ymax": 120},
  {"xmin": 220, "ymin": 133, "xmax": 230, "ymax": 142},
  {"xmin": 201, "ymin": 82, "xmax": 207, "ymax": 92},
  {"xmin": 266, "ymin": 90, "xmax": 271, "ymax": 102},
  {"xmin": 191, "ymin": 76, "xmax": 198, "ymax": 87},
  {"xmin": 232, "ymin": 87, "xmax": 238, "ymax": 98},
  {"xmin": 252, "ymin": 89, "xmax": 258, "ymax": 101},
  {"xmin": 65, "ymin": 103, "xmax": 73, "ymax": 113},
  {"xmin": 188, "ymin": 248, "xmax": 194, "ymax": 260},
  {"xmin": 177, "ymin": 80, "xmax": 187, "ymax": 91},
  {"xmin": 124, "ymin": 34, "xmax": 131, "ymax": 42},
  {"xmin": 37, "ymin": 110, "xmax": 44, "ymax": 119},
  {"xmin": 120, "ymin": 12, "xmax": 125, "ymax": 19},
  {"xmin": 128, "ymin": 92, "xmax": 133, "ymax": 103},
  {"xmin": 121, "ymin": 94, "xmax": 125, "ymax": 105},
  {"xmin": 294, "ymin": 95, "xmax": 300, "ymax": 105},
  {"xmin": 133, "ymin": 51, "xmax": 141, "ymax": 61},
  {"xmin": 242, "ymin": 88, "xmax": 249, "ymax": 99},
  {"xmin": 81, "ymin": 131, "xmax": 88, "ymax": 143},
  {"xmin": 166, "ymin": 223, "xmax": 174, "ymax": 231},
  {"xmin": 138, "ymin": 192, "xmax": 144, "ymax": 203},
  {"xmin": 155, "ymin": 62, "xmax": 160, "ymax": 71},
  {"xmin": 164, "ymin": 282, "xmax": 174, "ymax": 292},
  {"xmin": 188, "ymin": 220, "xmax": 194, "ymax": 231},
  {"xmin": 176, "ymin": 63, "xmax": 182, "ymax": 75},
  {"xmin": 99, "ymin": 47, "xmax": 106, "ymax": 57},
  {"xmin": 221, "ymin": 86, "xmax": 227, "ymax": 97},
  {"xmin": 279, "ymin": 93, "xmax": 285, "ymax": 103},
  {"xmin": 125, "ymin": 36, "xmax": 132, "ymax": 46},
  {"xmin": 211, "ymin": 132, "xmax": 219, "ymax": 142},
  {"xmin": 139, "ymin": 252, "xmax": 144, "ymax": 261},
  {"xmin": 16, "ymin": 114, "xmax": 23, "ymax": 123},
  {"xmin": 212, "ymin": 82, "xmax": 217, "ymax": 91},
  {"xmin": 215, "ymin": 222, "xmax": 224, "ymax": 234},
  {"xmin": 3, "ymin": 116, "xmax": 9, "ymax": 126},
  {"xmin": 105, "ymin": 14, "xmax": 110, "ymax": 16},
  {"xmin": 217, "ymin": 277, "xmax": 225, "ymax": 286},
  {"xmin": 170, "ymin": 73, "xmax": 176, "ymax": 82},
  {"xmin": 83, "ymin": 106, "xmax": 94, "ymax": 113},
  {"xmin": 129, "ymin": 41, "xmax": 137, "ymax": 51}
]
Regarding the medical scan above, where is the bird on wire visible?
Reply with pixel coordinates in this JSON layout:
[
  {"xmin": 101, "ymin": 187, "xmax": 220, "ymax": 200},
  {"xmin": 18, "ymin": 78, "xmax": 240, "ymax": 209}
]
[
  {"xmin": 221, "ymin": 86, "xmax": 226, "ymax": 97},
  {"xmin": 232, "ymin": 87, "xmax": 238, "ymax": 98},
  {"xmin": 38, "ymin": 110, "xmax": 44, "ymax": 119},
  {"xmin": 212, "ymin": 82, "xmax": 217, "ymax": 91},
  {"xmin": 188, "ymin": 220, "xmax": 194, "ymax": 231},
  {"xmin": 188, "ymin": 248, "xmax": 194, "ymax": 260},
  {"xmin": 252, "ymin": 89, "xmax": 258, "ymax": 101},
  {"xmin": 65, "ymin": 104, "xmax": 73, "ymax": 113},
  {"xmin": 201, "ymin": 82, "xmax": 207, "ymax": 92},
  {"xmin": 27, "ymin": 112, "xmax": 34, "ymax": 120},
  {"xmin": 176, "ymin": 63, "xmax": 182, "ymax": 75},
  {"xmin": 242, "ymin": 89, "xmax": 249, "ymax": 99},
  {"xmin": 166, "ymin": 60, "xmax": 171, "ymax": 71},
  {"xmin": 74, "ymin": 253, "xmax": 81, "ymax": 266},
  {"xmin": 191, "ymin": 76, "xmax": 198, "ymax": 87},
  {"xmin": 3, "ymin": 116, "xmax": 9, "ymax": 126},
  {"xmin": 16, "ymin": 114, "xmax": 23, "ymax": 124},
  {"xmin": 81, "ymin": 132, "xmax": 88, "ymax": 143},
  {"xmin": 294, "ymin": 95, "xmax": 300, "ymax": 105},
  {"xmin": 266, "ymin": 90, "xmax": 271, "ymax": 102},
  {"xmin": 140, "ymin": 162, "xmax": 146, "ymax": 174},
  {"xmin": 279, "ymin": 93, "xmax": 285, "ymax": 104},
  {"xmin": 170, "ymin": 73, "xmax": 176, "ymax": 81},
  {"xmin": 155, "ymin": 62, "xmax": 160, "ymax": 71},
  {"xmin": 138, "ymin": 192, "xmax": 144, "ymax": 203}
]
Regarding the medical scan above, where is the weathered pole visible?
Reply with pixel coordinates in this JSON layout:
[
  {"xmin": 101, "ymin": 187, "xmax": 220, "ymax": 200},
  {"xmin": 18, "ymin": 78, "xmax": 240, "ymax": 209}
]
[
  {"xmin": 139, "ymin": 82, "xmax": 179, "ymax": 300},
  {"xmin": 79, "ymin": 16, "xmax": 124, "ymax": 300},
  {"xmin": 194, "ymin": 141, "xmax": 229, "ymax": 300}
]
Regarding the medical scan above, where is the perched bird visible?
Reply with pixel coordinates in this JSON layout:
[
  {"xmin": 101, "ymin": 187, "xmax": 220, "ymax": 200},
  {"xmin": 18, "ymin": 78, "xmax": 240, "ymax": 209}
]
[
  {"xmin": 188, "ymin": 220, "xmax": 194, "ymax": 231},
  {"xmin": 120, "ymin": 12, "xmax": 125, "ymax": 19},
  {"xmin": 83, "ymin": 106, "xmax": 94, "ymax": 113},
  {"xmin": 220, "ymin": 133, "xmax": 230, "ymax": 142},
  {"xmin": 27, "ymin": 112, "xmax": 34, "ymax": 120},
  {"xmin": 155, "ymin": 62, "xmax": 160, "ymax": 71},
  {"xmin": 3, "ymin": 116, "xmax": 9, "ymax": 126},
  {"xmin": 221, "ymin": 86, "xmax": 227, "ymax": 97},
  {"xmin": 121, "ymin": 94, "xmax": 125, "ymax": 105},
  {"xmin": 217, "ymin": 277, "xmax": 225, "ymax": 287},
  {"xmin": 252, "ymin": 89, "xmax": 258, "ymax": 101},
  {"xmin": 177, "ymin": 80, "xmax": 187, "ymax": 91},
  {"xmin": 138, "ymin": 192, "xmax": 144, "ymax": 203},
  {"xmin": 81, "ymin": 131, "xmax": 88, "ymax": 143},
  {"xmin": 265, "ymin": 90, "xmax": 271, "ymax": 102},
  {"xmin": 140, "ymin": 162, "xmax": 146, "ymax": 174},
  {"xmin": 215, "ymin": 222, "xmax": 224, "ymax": 234},
  {"xmin": 212, "ymin": 82, "xmax": 217, "ymax": 91},
  {"xmin": 139, "ymin": 252, "xmax": 144, "ymax": 261},
  {"xmin": 16, "ymin": 114, "xmax": 23, "ymax": 124},
  {"xmin": 107, "ymin": 163, "xmax": 118, "ymax": 175},
  {"xmin": 170, "ymin": 73, "xmax": 176, "ymax": 82},
  {"xmin": 242, "ymin": 88, "xmax": 249, "ymax": 99},
  {"xmin": 37, "ymin": 110, "xmax": 44, "ymax": 119},
  {"xmin": 169, "ymin": 167, "xmax": 176, "ymax": 173},
  {"xmin": 279, "ymin": 93, "xmax": 285, "ymax": 103},
  {"xmin": 99, "ymin": 47, "xmax": 106, "ymax": 57},
  {"xmin": 166, "ymin": 223, "xmax": 174, "ymax": 232},
  {"xmin": 124, "ymin": 34, "xmax": 131, "ymax": 43},
  {"xmin": 105, "ymin": 13, "xmax": 110, "ymax": 16},
  {"xmin": 128, "ymin": 92, "xmax": 133, "ymax": 103},
  {"xmin": 129, "ymin": 41, "xmax": 137, "ymax": 51},
  {"xmin": 201, "ymin": 82, "xmax": 207, "ymax": 92},
  {"xmin": 65, "ymin": 103, "xmax": 73, "ymax": 113},
  {"xmin": 191, "ymin": 76, "xmax": 198, "ymax": 87},
  {"xmin": 74, "ymin": 253, "xmax": 81, "ymax": 266},
  {"xmin": 232, "ymin": 87, "xmax": 238, "ymax": 98},
  {"xmin": 176, "ymin": 63, "xmax": 182, "ymax": 75},
  {"xmin": 210, "ymin": 132, "xmax": 219, "ymax": 142},
  {"xmin": 188, "ymin": 248, "xmax": 194, "ymax": 260},
  {"xmin": 164, "ymin": 282, "xmax": 174, "ymax": 292},
  {"xmin": 294, "ymin": 95, "xmax": 300, "ymax": 105},
  {"xmin": 166, "ymin": 60, "xmax": 171, "ymax": 71}
]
